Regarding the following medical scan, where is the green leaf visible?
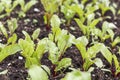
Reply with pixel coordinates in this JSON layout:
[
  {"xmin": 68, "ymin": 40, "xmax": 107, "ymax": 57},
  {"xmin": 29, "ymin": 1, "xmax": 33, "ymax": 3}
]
[
  {"xmin": 87, "ymin": 13, "xmax": 95, "ymax": 25},
  {"xmin": 62, "ymin": 69, "xmax": 91, "ymax": 80},
  {"xmin": 81, "ymin": 0, "xmax": 88, "ymax": 5},
  {"xmin": 107, "ymin": 29, "xmax": 114, "ymax": 41},
  {"xmin": 32, "ymin": 28, "xmax": 40, "ymax": 40},
  {"xmin": 7, "ymin": 33, "xmax": 17, "ymax": 44},
  {"xmin": 57, "ymin": 34, "xmax": 69, "ymax": 53},
  {"xmin": 76, "ymin": 43, "xmax": 87, "ymax": 60},
  {"xmin": 55, "ymin": 58, "xmax": 71, "ymax": 71},
  {"xmin": 100, "ymin": 44, "xmax": 112, "ymax": 65},
  {"xmin": 33, "ymin": 38, "xmax": 48, "ymax": 60},
  {"xmin": 12, "ymin": 0, "xmax": 19, "ymax": 9},
  {"xmin": 18, "ymin": 0, "xmax": 25, "ymax": 11},
  {"xmin": 89, "ymin": 18, "xmax": 101, "ymax": 28},
  {"xmin": 18, "ymin": 39, "xmax": 34, "ymax": 57},
  {"xmin": 113, "ymin": 54, "xmax": 119, "ymax": 70},
  {"xmin": 0, "ymin": 43, "xmax": 5, "ymax": 51},
  {"xmin": 22, "ymin": 31, "xmax": 32, "ymax": 42},
  {"xmin": 75, "ymin": 36, "xmax": 88, "ymax": 46},
  {"xmin": 7, "ymin": 18, "xmax": 18, "ymax": 34},
  {"xmin": 94, "ymin": 58, "xmax": 103, "ymax": 68},
  {"xmin": 50, "ymin": 14, "xmax": 61, "ymax": 27},
  {"xmin": 0, "ymin": 44, "xmax": 21, "ymax": 62},
  {"xmin": 24, "ymin": 0, "xmax": 37, "ymax": 12},
  {"xmin": 74, "ymin": 18, "xmax": 86, "ymax": 34},
  {"xmin": 71, "ymin": 5, "xmax": 84, "ymax": 20},
  {"xmin": 75, "ymin": 36, "xmax": 88, "ymax": 60},
  {"xmin": 0, "ymin": 3, "xmax": 4, "ymax": 13},
  {"xmin": 112, "ymin": 37, "xmax": 120, "ymax": 47},
  {"xmin": 25, "ymin": 57, "xmax": 40, "ymax": 68},
  {"xmin": 61, "ymin": 4, "xmax": 75, "ymax": 20},
  {"xmin": 0, "ymin": 22, "xmax": 8, "ymax": 38},
  {"xmin": 83, "ymin": 59, "xmax": 94, "ymax": 71},
  {"xmin": 87, "ymin": 43, "xmax": 101, "ymax": 58},
  {"xmin": 28, "ymin": 65, "xmax": 50, "ymax": 80},
  {"xmin": 48, "ymin": 40, "xmax": 59, "ymax": 64},
  {"xmin": 41, "ymin": 0, "xmax": 60, "ymax": 14}
]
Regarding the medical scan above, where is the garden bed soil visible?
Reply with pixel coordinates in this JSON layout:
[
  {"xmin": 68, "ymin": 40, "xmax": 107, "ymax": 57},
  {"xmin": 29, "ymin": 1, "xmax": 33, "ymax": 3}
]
[{"xmin": 0, "ymin": 0, "xmax": 120, "ymax": 80}]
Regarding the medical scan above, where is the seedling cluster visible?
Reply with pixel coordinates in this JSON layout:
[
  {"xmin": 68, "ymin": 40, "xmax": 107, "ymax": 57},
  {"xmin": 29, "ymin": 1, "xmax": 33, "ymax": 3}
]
[{"xmin": 0, "ymin": 0, "xmax": 120, "ymax": 80}]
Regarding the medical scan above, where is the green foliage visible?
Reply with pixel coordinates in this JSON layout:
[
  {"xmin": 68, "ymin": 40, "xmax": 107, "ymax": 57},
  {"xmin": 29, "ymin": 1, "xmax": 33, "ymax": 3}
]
[
  {"xmin": 41, "ymin": 0, "xmax": 61, "ymax": 26},
  {"xmin": 7, "ymin": 33, "xmax": 17, "ymax": 45},
  {"xmin": 18, "ymin": 0, "xmax": 37, "ymax": 17},
  {"xmin": 75, "ymin": 37, "xmax": 104, "ymax": 70},
  {"xmin": 0, "ymin": 0, "xmax": 19, "ymax": 18},
  {"xmin": 18, "ymin": 31, "xmax": 48, "ymax": 68},
  {"xmin": 112, "ymin": 54, "xmax": 120, "ymax": 76},
  {"xmin": 0, "ymin": 22, "xmax": 8, "ymax": 38},
  {"xmin": 60, "ymin": 1, "xmax": 76, "ymax": 25},
  {"xmin": 47, "ymin": 15, "xmax": 75, "ymax": 72},
  {"xmin": 112, "ymin": 37, "xmax": 120, "ymax": 47},
  {"xmin": 28, "ymin": 65, "xmax": 50, "ymax": 80},
  {"xmin": 48, "ymin": 31, "xmax": 74, "ymax": 71},
  {"xmin": 0, "ymin": 18, "xmax": 18, "ymax": 38},
  {"xmin": 99, "ymin": 43, "xmax": 113, "ymax": 65},
  {"xmin": 0, "ymin": 44, "xmax": 21, "ymax": 62},
  {"xmin": 62, "ymin": 69, "xmax": 91, "ymax": 80},
  {"xmin": 7, "ymin": 18, "xmax": 18, "ymax": 35},
  {"xmin": 41, "ymin": 0, "xmax": 60, "ymax": 14},
  {"xmin": 48, "ymin": 27, "xmax": 74, "ymax": 64},
  {"xmin": 50, "ymin": 14, "xmax": 61, "ymax": 27},
  {"xmin": 32, "ymin": 28, "xmax": 40, "ymax": 40},
  {"xmin": 75, "ymin": 18, "xmax": 101, "ymax": 38},
  {"xmin": 55, "ymin": 58, "xmax": 71, "ymax": 71}
]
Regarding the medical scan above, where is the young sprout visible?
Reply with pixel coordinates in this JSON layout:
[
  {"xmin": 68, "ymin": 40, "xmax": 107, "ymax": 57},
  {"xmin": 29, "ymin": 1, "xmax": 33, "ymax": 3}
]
[
  {"xmin": 60, "ymin": 0, "xmax": 76, "ymax": 26},
  {"xmin": 0, "ymin": 0, "xmax": 19, "ymax": 18},
  {"xmin": 18, "ymin": 31, "xmax": 48, "ymax": 68},
  {"xmin": 62, "ymin": 68, "xmax": 91, "ymax": 80},
  {"xmin": 41, "ymin": 0, "xmax": 61, "ymax": 30},
  {"xmin": 17, "ymin": 0, "xmax": 37, "ymax": 17},
  {"xmin": 47, "ymin": 15, "xmax": 75, "ymax": 76},
  {"xmin": 0, "ymin": 22, "xmax": 8, "ymax": 38},
  {"xmin": 28, "ymin": 65, "xmax": 50, "ymax": 80},
  {"xmin": 7, "ymin": 18, "xmax": 18, "ymax": 35},
  {"xmin": 75, "ymin": 36, "xmax": 104, "ymax": 71}
]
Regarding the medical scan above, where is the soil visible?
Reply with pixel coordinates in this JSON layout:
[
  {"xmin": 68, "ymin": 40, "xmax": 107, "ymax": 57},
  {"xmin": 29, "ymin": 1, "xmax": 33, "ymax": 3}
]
[{"xmin": 0, "ymin": 0, "xmax": 120, "ymax": 80}]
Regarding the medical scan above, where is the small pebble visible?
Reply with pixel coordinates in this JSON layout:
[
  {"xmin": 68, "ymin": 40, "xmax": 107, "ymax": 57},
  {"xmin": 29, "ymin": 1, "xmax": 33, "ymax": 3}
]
[
  {"xmin": 92, "ymin": 74, "xmax": 95, "ymax": 77},
  {"xmin": 18, "ymin": 56, "xmax": 23, "ymax": 60},
  {"xmin": 8, "ymin": 63, "xmax": 11, "ymax": 66},
  {"xmin": 34, "ymin": 8, "xmax": 40, "ymax": 12}
]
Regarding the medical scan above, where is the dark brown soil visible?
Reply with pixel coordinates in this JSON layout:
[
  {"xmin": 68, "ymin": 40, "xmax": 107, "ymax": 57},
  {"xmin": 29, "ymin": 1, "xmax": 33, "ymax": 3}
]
[{"xmin": 0, "ymin": 0, "xmax": 120, "ymax": 80}]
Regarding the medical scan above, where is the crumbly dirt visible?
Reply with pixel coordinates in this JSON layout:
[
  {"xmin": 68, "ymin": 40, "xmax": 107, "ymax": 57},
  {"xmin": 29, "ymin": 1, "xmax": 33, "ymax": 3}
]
[{"xmin": 0, "ymin": 0, "xmax": 120, "ymax": 80}]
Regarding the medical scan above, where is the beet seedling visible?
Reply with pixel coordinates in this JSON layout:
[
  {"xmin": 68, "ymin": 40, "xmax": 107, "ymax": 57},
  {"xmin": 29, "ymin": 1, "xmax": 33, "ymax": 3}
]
[
  {"xmin": 47, "ymin": 15, "xmax": 75, "ymax": 76},
  {"xmin": 41, "ymin": 0, "xmax": 61, "ymax": 30},
  {"xmin": 0, "ymin": 22, "xmax": 8, "ymax": 38},
  {"xmin": 18, "ymin": 31, "xmax": 50, "ymax": 80},
  {"xmin": 0, "ymin": 43, "xmax": 21, "ymax": 62},
  {"xmin": 0, "ymin": 0, "xmax": 19, "ymax": 18},
  {"xmin": 18, "ymin": 30, "xmax": 47, "ymax": 68},
  {"xmin": 17, "ymin": 0, "xmax": 37, "ymax": 17},
  {"xmin": 7, "ymin": 18, "xmax": 18, "ymax": 35},
  {"xmin": 0, "ymin": 18, "xmax": 18, "ymax": 39},
  {"xmin": 75, "ymin": 18, "xmax": 101, "ymax": 39},
  {"xmin": 62, "ymin": 68, "xmax": 91, "ymax": 80},
  {"xmin": 75, "ymin": 36, "xmax": 103, "ymax": 71},
  {"xmin": 60, "ymin": 0, "xmax": 77, "ymax": 26},
  {"xmin": 91, "ymin": 21, "xmax": 116, "ymax": 42},
  {"xmin": 111, "ymin": 37, "xmax": 120, "ymax": 47},
  {"xmin": 28, "ymin": 65, "xmax": 50, "ymax": 80}
]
